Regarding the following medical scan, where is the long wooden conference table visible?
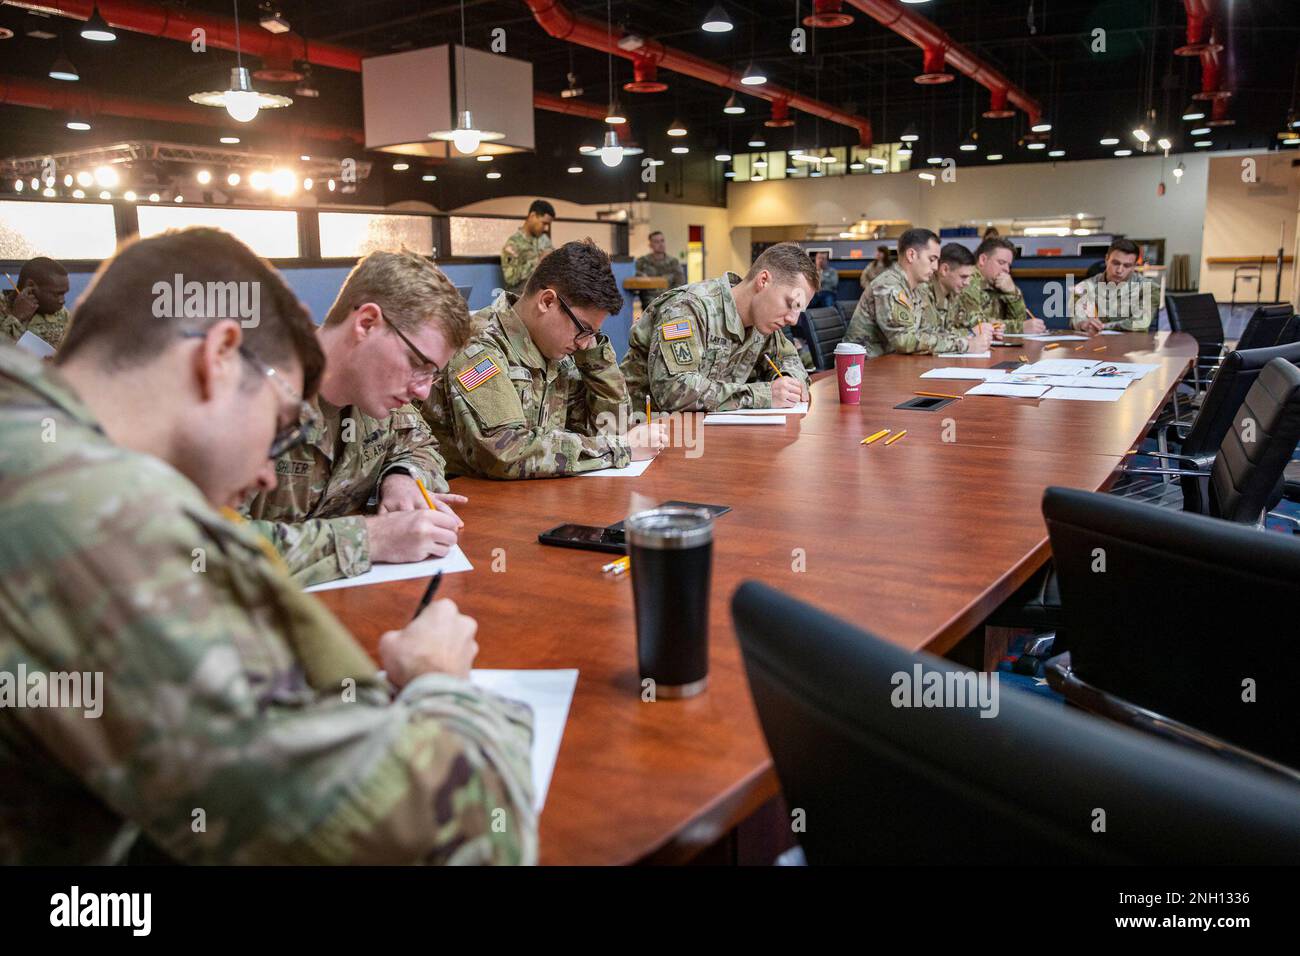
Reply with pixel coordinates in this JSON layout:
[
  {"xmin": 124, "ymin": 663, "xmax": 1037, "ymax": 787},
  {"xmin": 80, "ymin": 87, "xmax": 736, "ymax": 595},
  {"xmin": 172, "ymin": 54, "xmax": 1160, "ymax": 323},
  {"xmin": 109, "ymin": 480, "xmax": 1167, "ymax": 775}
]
[{"xmin": 316, "ymin": 330, "xmax": 1197, "ymax": 865}]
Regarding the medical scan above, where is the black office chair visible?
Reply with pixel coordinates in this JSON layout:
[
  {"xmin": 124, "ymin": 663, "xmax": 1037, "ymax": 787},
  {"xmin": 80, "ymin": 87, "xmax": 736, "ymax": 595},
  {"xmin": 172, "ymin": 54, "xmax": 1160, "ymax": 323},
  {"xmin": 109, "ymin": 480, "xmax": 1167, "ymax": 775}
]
[
  {"xmin": 992, "ymin": 357, "xmax": 1300, "ymax": 631},
  {"xmin": 1164, "ymin": 292, "xmax": 1225, "ymax": 392},
  {"xmin": 1236, "ymin": 304, "xmax": 1294, "ymax": 351},
  {"xmin": 1043, "ymin": 486, "xmax": 1300, "ymax": 774},
  {"xmin": 1281, "ymin": 313, "xmax": 1300, "ymax": 346},
  {"xmin": 796, "ymin": 306, "xmax": 847, "ymax": 371},
  {"xmin": 836, "ymin": 299, "xmax": 859, "ymax": 327},
  {"xmin": 731, "ymin": 581, "xmax": 1300, "ymax": 863},
  {"xmin": 1131, "ymin": 342, "xmax": 1300, "ymax": 513}
]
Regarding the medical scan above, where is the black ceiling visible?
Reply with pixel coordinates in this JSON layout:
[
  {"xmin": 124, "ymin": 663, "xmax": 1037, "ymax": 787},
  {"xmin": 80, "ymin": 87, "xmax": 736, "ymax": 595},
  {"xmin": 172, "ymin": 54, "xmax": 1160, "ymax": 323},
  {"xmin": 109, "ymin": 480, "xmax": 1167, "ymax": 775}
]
[{"xmin": 1, "ymin": 0, "xmax": 1297, "ymax": 209}]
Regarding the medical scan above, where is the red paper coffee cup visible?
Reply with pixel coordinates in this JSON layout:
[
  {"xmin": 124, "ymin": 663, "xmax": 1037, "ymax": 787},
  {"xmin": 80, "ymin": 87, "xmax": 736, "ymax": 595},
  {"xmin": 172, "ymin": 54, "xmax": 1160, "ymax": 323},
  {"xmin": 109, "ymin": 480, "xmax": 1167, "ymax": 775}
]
[{"xmin": 834, "ymin": 343, "xmax": 867, "ymax": 404}]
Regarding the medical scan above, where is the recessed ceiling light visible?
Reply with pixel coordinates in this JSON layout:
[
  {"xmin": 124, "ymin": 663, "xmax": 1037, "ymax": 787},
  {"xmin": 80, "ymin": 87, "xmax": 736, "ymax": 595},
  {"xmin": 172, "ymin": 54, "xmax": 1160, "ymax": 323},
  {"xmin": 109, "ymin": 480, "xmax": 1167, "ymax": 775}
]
[
  {"xmin": 567, "ymin": 166, "xmax": 583, "ymax": 173},
  {"xmin": 987, "ymin": 153, "xmax": 1003, "ymax": 161},
  {"xmin": 421, "ymin": 174, "xmax": 437, "ymax": 181},
  {"xmin": 1048, "ymin": 149, "xmax": 1065, "ymax": 157},
  {"xmin": 486, "ymin": 171, "xmax": 502, "ymax": 179},
  {"xmin": 1114, "ymin": 149, "xmax": 1133, "ymax": 156}
]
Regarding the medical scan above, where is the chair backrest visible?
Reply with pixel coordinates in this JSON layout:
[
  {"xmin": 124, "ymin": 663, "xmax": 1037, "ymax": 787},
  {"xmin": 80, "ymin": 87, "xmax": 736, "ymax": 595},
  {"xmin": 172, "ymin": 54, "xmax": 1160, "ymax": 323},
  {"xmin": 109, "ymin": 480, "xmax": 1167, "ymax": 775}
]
[
  {"xmin": 796, "ymin": 306, "xmax": 847, "ymax": 371},
  {"xmin": 1236, "ymin": 304, "xmax": 1294, "ymax": 351},
  {"xmin": 1045, "ymin": 485, "xmax": 1300, "ymax": 770},
  {"xmin": 1209, "ymin": 356, "xmax": 1300, "ymax": 522},
  {"xmin": 732, "ymin": 579, "xmax": 1300, "ymax": 863},
  {"xmin": 836, "ymin": 300, "xmax": 859, "ymax": 326},
  {"xmin": 1279, "ymin": 312, "xmax": 1300, "ymax": 346},
  {"xmin": 1165, "ymin": 292, "xmax": 1224, "ymax": 358}
]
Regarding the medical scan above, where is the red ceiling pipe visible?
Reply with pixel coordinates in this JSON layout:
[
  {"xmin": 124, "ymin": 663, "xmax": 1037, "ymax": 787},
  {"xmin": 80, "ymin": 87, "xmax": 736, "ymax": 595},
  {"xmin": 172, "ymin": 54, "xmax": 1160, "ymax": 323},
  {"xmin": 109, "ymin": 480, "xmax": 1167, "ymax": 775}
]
[
  {"xmin": 624, "ymin": 58, "xmax": 668, "ymax": 93},
  {"xmin": 1206, "ymin": 96, "xmax": 1234, "ymax": 127},
  {"xmin": 7, "ymin": 0, "xmax": 608, "ymax": 122},
  {"xmin": 1176, "ymin": 0, "xmax": 1223, "ymax": 56},
  {"xmin": 916, "ymin": 46, "xmax": 953, "ymax": 85},
  {"xmin": 0, "ymin": 73, "xmax": 366, "ymax": 144},
  {"xmin": 522, "ymin": 0, "xmax": 873, "ymax": 145},
  {"xmin": 1194, "ymin": 42, "xmax": 1231, "ymax": 101},
  {"xmin": 804, "ymin": 1, "xmax": 854, "ymax": 29},
  {"xmin": 532, "ymin": 90, "xmax": 609, "ymax": 120},
  {"xmin": 844, "ymin": 0, "xmax": 1043, "ymax": 125}
]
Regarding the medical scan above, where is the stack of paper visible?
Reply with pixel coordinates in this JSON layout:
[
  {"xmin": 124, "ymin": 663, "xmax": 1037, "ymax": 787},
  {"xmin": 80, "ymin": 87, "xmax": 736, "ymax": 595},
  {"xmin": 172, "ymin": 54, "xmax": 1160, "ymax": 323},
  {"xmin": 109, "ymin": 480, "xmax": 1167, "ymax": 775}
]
[
  {"xmin": 704, "ymin": 414, "xmax": 786, "ymax": 425},
  {"xmin": 579, "ymin": 458, "xmax": 657, "ymax": 478},
  {"xmin": 471, "ymin": 669, "xmax": 579, "ymax": 812},
  {"xmin": 1006, "ymin": 372, "xmax": 1130, "ymax": 390},
  {"xmin": 304, "ymin": 546, "xmax": 474, "ymax": 592},
  {"xmin": 1041, "ymin": 388, "xmax": 1124, "ymax": 402},
  {"xmin": 921, "ymin": 367, "xmax": 1008, "ymax": 381},
  {"xmin": 965, "ymin": 381, "xmax": 1050, "ymax": 398},
  {"xmin": 718, "ymin": 402, "xmax": 809, "ymax": 416},
  {"xmin": 1020, "ymin": 333, "xmax": 1090, "ymax": 342}
]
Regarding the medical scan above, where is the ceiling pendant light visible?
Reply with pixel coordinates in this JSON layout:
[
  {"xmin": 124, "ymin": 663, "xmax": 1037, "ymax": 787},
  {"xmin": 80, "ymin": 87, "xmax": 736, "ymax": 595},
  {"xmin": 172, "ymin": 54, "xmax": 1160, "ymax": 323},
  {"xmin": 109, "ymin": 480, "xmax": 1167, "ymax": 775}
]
[
  {"xmin": 740, "ymin": 62, "xmax": 768, "ymax": 86},
  {"xmin": 702, "ymin": 5, "xmax": 734, "ymax": 33},
  {"xmin": 1099, "ymin": 133, "xmax": 1120, "ymax": 146},
  {"xmin": 667, "ymin": 117, "xmax": 688, "ymax": 137},
  {"xmin": 80, "ymin": 5, "xmax": 116, "ymax": 42},
  {"xmin": 722, "ymin": 94, "xmax": 745, "ymax": 115},
  {"xmin": 189, "ymin": 4, "xmax": 291, "ymax": 121},
  {"xmin": 1182, "ymin": 104, "xmax": 1206, "ymax": 122},
  {"xmin": 600, "ymin": 129, "xmax": 624, "ymax": 167},
  {"xmin": 427, "ymin": 0, "xmax": 504, "ymax": 152},
  {"xmin": 747, "ymin": 131, "xmax": 766, "ymax": 148},
  {"xmin": 48, "ymin": 53, "xmax": 80, "ymax": 82},
  {"xmin": 1030, "ymin": 118, "xmax": 1053, "ymax": 133},
  {"xmin": 899, "ymin": 123, "xmax": 920, "ymax": 143}
]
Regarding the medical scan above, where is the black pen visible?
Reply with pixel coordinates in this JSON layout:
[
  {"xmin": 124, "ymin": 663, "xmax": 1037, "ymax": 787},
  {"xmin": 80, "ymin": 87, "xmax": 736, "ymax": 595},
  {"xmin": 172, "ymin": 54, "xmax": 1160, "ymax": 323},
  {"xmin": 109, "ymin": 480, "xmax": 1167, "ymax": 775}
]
[{"xmin": 413, "ymin": 571, "xmax": 443, "ymax": 619}]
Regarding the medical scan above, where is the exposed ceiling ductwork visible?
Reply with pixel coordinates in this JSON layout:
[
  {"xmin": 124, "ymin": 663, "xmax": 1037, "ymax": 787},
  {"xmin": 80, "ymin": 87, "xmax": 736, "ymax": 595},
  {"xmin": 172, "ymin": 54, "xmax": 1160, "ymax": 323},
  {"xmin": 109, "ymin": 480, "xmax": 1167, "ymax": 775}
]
[{"xmin": 521, "ymin": 0, "xmax": 874, "ymax": 146}]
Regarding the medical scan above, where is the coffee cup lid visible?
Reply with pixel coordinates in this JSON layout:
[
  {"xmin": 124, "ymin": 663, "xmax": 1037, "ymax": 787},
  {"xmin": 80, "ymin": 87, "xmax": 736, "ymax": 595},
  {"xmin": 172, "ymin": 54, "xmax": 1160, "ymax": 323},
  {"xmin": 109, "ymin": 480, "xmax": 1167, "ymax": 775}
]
[{"xmin": 834, "ymin": 342, "xmax": 866, "ymax": 354}]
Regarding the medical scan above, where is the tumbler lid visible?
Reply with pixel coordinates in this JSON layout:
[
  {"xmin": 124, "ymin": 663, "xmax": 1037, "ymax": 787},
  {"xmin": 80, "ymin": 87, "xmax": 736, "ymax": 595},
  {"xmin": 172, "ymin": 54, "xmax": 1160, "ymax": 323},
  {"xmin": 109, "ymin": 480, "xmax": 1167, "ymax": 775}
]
[{"xmin": 625, "ymin": 507, "xmax": 714, "ymax": 550}]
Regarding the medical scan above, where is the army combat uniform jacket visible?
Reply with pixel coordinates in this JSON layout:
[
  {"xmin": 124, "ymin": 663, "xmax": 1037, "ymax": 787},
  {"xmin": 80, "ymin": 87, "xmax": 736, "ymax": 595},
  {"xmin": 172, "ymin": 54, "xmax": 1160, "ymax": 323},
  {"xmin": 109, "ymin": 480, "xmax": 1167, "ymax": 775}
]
[
  {"xmin": 620, "ymin": 272, "xmax": 809, "ymax": 412},
  {"xmin": 1, "ymin": 290, "xmax": 71, "ymax": 349},
  {"xmin": 845, "ymin": 264, "xmax": 973, "ymax": 358},
  {"xmin": 423, "ymin": 291, "xmax": 631, "ymax": 479},
  {"xmin": 634, "ymin": 251, "xmax": 686, "ymax": 290},
  {"xmin": 500, "ymin": 229, "xmax": 552, "ymax": 296},
  {"xmin": 956, "ymin": 270, "xmax": 1029, "ymax": 332},
  {"xmin": 1071, "ymin": 272, "xmax": 1157, "ymax": 332},
  {"xmin": 0, "ymin": 342, "xmax": 535, "ymax": 865},
  {"xmin": 242, "ymin": 400, "xmax": 448, "ymax": 587}
]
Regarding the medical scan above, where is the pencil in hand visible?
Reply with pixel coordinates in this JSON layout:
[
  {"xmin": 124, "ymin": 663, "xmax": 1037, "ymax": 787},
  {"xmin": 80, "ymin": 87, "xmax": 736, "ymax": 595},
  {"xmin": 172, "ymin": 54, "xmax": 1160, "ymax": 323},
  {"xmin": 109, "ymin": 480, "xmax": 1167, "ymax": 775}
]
[{"xmin": 763, "ymin": 352, "xmax": 785, "ymax": 378}]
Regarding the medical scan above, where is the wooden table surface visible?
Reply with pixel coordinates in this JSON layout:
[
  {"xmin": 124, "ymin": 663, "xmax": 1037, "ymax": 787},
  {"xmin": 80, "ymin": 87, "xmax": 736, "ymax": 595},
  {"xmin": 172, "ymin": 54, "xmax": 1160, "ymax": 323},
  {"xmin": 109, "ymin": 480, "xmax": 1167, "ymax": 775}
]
[{"xmin": 316, "ymin": 331, "xmax": 1196, "ymax": 866}]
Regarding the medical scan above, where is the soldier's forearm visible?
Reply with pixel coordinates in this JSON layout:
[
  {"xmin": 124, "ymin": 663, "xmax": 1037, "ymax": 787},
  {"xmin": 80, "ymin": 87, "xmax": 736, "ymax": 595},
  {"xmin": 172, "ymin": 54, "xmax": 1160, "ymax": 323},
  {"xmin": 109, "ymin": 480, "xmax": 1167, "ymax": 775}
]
[{"xmin": 245, "ymin": 515, "xmax": 372, "ymax": 585}]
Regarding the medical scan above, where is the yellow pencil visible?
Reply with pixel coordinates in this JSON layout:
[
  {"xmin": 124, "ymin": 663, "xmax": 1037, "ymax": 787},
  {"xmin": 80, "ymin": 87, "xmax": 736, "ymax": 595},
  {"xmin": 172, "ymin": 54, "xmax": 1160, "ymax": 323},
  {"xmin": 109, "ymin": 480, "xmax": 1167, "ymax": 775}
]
[
  {"xmin": 645, "ymin": 394, "xmax": 651, "ymax": 423},
  {"xmin": 1093, "ymin": 346, "xmax": 1107, "ymax": 352},
  {"xmin": 602, "ymin": 555, "xmax": 631, "ymax": 572},
  {"xmin": 763, "ymin": 352, "xmax": 785, "ymax": 378},
  {"xmin": 1044, "ymin": 342, "xmax": 1062, "ymax": 350},
  {"xmin": 414, "ymin": 477, "xmax": 437, "ymax": 510},
  {"xmin": 915, "ymin": 391, "xmax": 962, "ymax": 400},
  {"xmin": 861, "ymin": 428, "xmax": 890, "ymax": 445},
  {"xmin": 1073, "ymin": 345, "xmax": 1085, "ymax": 351},
  {"xmin": 884, "ymin": 429, "xmax": 907, "ymax": 445}
]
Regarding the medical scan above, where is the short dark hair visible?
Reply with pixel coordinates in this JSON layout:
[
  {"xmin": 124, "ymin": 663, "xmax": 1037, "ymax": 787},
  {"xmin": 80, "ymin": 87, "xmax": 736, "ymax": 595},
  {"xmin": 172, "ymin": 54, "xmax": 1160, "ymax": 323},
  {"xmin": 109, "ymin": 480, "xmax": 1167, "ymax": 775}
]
[
  {"xmin": 648, "ymin": 230, "xmax": 664, "ymax": 241},
  {"xmin": 18, "ymin": 256, "xmax": 67, "ymax": 288},
  {"xmin": 528, "ymin": 199, "xmax": 556, "ymax": 218},
  {"xmin": 56, "ymin": 228, "xmax": 324, "ymax": 399},
  {"xmin": 1108, "ymin": 238, "xmax": 1140, "ymax": 258},
  {"xmin": 940, "ymin": 243, "xmax": 976, "ymax": 268},
  {"xmin": 524, "ymin": 238, "xmax": 623, "ymax": 314},
  {"xmin": 898, "ymin": 228, "xmax": 939, "ymax": 257},
  {"xmin": 975, "ymin": 236, "xmax": 1017, "ymax": 261},
  {"xmin": 746, "ymin": 241, "xmax": 819, "ymax": 291}
]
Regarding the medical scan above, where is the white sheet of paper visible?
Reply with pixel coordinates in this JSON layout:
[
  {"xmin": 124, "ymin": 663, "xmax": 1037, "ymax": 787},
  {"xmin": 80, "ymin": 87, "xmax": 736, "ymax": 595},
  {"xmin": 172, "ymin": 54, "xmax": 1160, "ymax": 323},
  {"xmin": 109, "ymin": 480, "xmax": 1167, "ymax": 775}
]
[
  {"xmin": 935, "ymin": 350, "xmax": 992, "ymax": 359},
  {"xmin": 1098, "ymin": 330, "xmax": 1124, "ymax": 335},
  {"xmin": 1091, "ymin": 362, "xmax": 1160, "ymax": 380},
  {"xmin": 921, "ymin": 367, "xmax": 1008, "ymax": 381},
  {"xmin": 1020, "ymin": 333, "xmax": 1090, "ymax": 342},
  {"xmin": 965, "ymin": 382, "xmax": 1050, "ymax": 398},
  {"xmin": 719, "ymin": 402, "xmax": 810, "ymax": 416},
  {"xmin": 1019, "ymin": 359, "xmax": 1103, "ymax": 375},
  {"xmin": 704, "ymin": 414, "xmax": 786, "ymax": 424},
  {"xmin": 471, "ymin": 668, "xmax": 578, "ymax": 812},
  {"xmin": 15, "ymin": 331, "xmax": 55, "ymax": 358},
  {"xmin": 304, "ymin": 545, "xmax": 473, "ymax": 592},
  {"xmin": 1042, "ymin": 387, "xmax": 1125, "ymax": 402},
  {"xmin": 578, "ymin": 457, "xmax": 656, "ymax": 478},
  {"xmin": 1007, "ymin": 373, "xmax": 1130, "ymax": 389}
]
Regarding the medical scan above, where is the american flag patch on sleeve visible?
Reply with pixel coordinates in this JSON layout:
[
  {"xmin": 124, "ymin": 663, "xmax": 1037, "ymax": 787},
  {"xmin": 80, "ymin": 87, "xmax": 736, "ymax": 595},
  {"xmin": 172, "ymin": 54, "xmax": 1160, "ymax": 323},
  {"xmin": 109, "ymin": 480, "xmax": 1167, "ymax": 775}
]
[
  {"xmin": 456, "ymin": 357, "xmax": 501, "ymax": 391},
  {"xmin": 661, "ymin": 320, "xmax": 692, "ymax": 341}
]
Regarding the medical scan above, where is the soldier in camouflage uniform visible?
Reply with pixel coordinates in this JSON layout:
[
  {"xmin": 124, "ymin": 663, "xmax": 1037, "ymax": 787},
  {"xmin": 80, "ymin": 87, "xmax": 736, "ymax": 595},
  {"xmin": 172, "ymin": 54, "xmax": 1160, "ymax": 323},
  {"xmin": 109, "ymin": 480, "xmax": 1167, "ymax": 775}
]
[
  {"xmin": 956, "ymin": 236, "xmax": 1047, "ymax": 334},
  {"xmin": 0, "ymin": 228, "xmax": 535, "ymax": 865},
  {"xmin": 425, "ymin": 239, "xmax": 666, "ymax": 479},
  {"xmin": 242, "ymin": 250, "xmax": 472, "ymax": 587},
  {"xmin": 633, "ymin": 230, "xmax": 687, "ymax": 307},
  {"xmin": 846, "ymin": 229, "xmax": 993, "ymax": 358},
  {"xmin": 621, "ymin": 242, "xmax": 814, "ymax": 412},
  {"xmin": 925, "ymin": 242, "xmax": 979, "ymax": 333},
  {"xmin": 1071, "ymin": 238, "xmax": 1157, "ymax": 332},
  {"xmin": 1, "ymin": 257, "xmax": 72, "ymax": 349},
  {"xmin": 500, "ymin": 199, "xmax": 555, "ymax": 296}
]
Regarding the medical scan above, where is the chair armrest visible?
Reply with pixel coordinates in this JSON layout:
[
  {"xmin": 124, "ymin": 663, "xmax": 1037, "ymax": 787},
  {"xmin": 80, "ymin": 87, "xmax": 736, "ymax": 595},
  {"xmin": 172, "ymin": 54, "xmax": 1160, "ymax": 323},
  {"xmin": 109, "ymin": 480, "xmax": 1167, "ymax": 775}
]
[{"xmin": 1125, "ymin": 467, "xmax": 1212, "ymax": 478}]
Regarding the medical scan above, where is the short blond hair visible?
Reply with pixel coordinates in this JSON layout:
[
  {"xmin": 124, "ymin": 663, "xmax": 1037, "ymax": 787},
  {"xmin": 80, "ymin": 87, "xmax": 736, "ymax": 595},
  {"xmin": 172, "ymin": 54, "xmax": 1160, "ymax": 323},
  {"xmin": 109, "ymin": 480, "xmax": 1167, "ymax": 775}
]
[{"xmin": 324, "ymin": 249, "xmax": 472, "ymax": 350}]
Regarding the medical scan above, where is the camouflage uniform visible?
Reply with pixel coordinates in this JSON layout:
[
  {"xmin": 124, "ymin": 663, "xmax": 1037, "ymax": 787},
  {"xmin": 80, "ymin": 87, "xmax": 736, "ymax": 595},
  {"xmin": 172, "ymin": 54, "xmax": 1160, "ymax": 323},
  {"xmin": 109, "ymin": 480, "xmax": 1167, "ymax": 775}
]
[
  {"xmin": 241, "ymin": 400, "xmax": 448, "ymax": 587},
  {"xmin": 859, "ymin": 259, "xmax": 887, "ymax": 289},
  {"xmin": 1, "ymin": 290, "xmax": 71, "ymax": 349},
  {"xmin": 500, "ymin": 228, "xmax": 552, "ymax": 296},
  {"xmin": 956, "ymin": 270, "xmax": 1029, "ymax": 332},
  {"xmin": 926, "ymin": 279, "xmax": 975, "ymax": 334},
  {"xmin": 1071, "ymin": 272, "xmax": 1157, "ymax": 332},
  {"xmin": 423, "ymin": 291, "xmax": 631, "ymax": 479},
  {"xmin": 845, "ymin": 264, "xmax": 972, "ymax": 357},
  {"xmin": 819, "ymin": 266, "xmax": 840, "ymax": 293},
  {"xmin": 633, "ymin": 251, "xmax": 686, "ymax": 307},
  {"xmin": 0, "ymin": 342, "xmax": 535, "ymax": 865},
  {"xmin": 620, "ymin": 272, "xmax": 809, "ymax": 412}
]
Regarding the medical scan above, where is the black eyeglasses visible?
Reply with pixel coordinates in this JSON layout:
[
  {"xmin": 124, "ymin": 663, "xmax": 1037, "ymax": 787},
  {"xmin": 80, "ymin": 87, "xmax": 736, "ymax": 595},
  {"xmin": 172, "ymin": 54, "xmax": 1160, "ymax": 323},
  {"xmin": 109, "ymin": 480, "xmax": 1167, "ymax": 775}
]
[
  {"xmin": 381, "ymin": 312, "xmax": 442, "ymax": 385},
  {"xmin": 179, "ymin": 330, "xmax": 317, "ymax": 458},
  {"xmin": 555, "ymin": 295, "xmax": 598, "ymax": 348}
]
